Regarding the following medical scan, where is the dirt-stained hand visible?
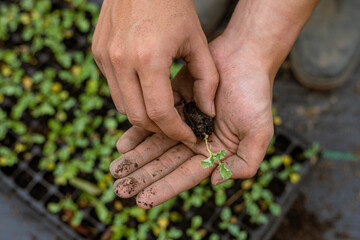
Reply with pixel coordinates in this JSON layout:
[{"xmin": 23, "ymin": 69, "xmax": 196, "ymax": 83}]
[
  {"xmin": 108, "ymin": 35, "xmax": 274, "ymax": 209},
  {"xmin": 92, "ymin": 0, "xmax": 219, "ymax": 144}
]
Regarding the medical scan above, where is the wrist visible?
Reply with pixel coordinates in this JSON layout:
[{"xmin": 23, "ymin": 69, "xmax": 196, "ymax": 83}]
[{"xmin": 218, "ymin": 0, "xmax": 318, "ymax": 80}]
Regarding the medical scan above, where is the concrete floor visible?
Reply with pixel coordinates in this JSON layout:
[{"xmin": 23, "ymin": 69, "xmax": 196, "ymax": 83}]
[{"xmin": 273, "ymin": 63, "xmax": 360, "ymax": 240}]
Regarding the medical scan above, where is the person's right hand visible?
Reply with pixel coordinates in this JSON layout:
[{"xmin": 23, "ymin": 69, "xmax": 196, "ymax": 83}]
[{"xmin": 92, "ymin": 0, "xmax": 219, "ymax": 144}]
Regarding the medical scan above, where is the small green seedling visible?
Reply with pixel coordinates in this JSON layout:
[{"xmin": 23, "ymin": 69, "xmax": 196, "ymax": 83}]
[{"xmin": 200, "ymin": 134, "xmax": 232, "ymax": 179}]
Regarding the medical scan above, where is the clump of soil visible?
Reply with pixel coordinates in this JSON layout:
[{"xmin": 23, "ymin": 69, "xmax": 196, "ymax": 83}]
[
  {"xmin": 183, "ymin": 102, "xmax": 214, "ymax": 139},
  {"xmin": 272, "ymin": 194, "xmax": 333, "ymax": 240}
]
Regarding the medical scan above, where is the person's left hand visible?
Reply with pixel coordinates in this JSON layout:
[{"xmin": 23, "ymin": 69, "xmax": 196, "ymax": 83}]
[{"xmin": 109, "ymin": 36, "xmax": 274, "ymax": 209}]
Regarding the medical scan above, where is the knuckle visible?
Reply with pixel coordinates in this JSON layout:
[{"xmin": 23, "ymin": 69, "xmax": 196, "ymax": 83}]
[
  {"xmin": 146, "ymin": 106, "xmax": 168, "ymax": 122},
  {"xmin": 127, "ymin": 113, "xmax": 144, "ymax": 126},
  {"xmin": 114, "ymin": 103, "xmax": 126, "ymax": 115},
  {"xmin": 135, "ymin": 48, "xmax": 154, "ymax": 64},
  {"xmin": 108, "ymin": 45, "xmax": 125, "ymax": 65},
  {"xmin": 134, "ymin": 41, "xmax": 160, "ymax": 64},
  {"xmin": 127, "ymin": 112, "xmax": 154, "ymax": 131}
]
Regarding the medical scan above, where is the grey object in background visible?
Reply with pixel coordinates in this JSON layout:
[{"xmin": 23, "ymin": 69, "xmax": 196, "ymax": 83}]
[
  {"xmin": 290, "ymin": 0, "xmax": 360, "ymax": 90},
  {"xmin": 273, "ymin": 60, "xmax": 360, "ymax": 239},
  {"xmin": 0, "ymin": 181, "xmax": 64, "ymax": 240},
  {"xmin": 194, "ymin": 0, "xmax": 231, "ymax": 37}
]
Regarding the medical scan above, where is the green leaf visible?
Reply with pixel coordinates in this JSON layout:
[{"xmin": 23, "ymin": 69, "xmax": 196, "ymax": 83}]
[
  {"xmin": 47, "ymin": 202, "xmax": 62, "ymax": 213},
  {"xmin": 31, "ymin": 134, "xmax": 45, "ymax": 144},
  {"xmin": 212, "ymin": 150, "xmax": 226, "ymax": 160},
  {"xmin": 303, "ymin": 142, "xmax": 320, "ymax": 159},
  {"xmin": 219, "ymin": 163, "xmax": 232, "ymax": 179},
  {"xmin": 252, "ymin": 214, "xmax": 268, "ymax": 225},
  {"xmin": 71, "ymin": 211, "xmax": 84, "ymax": 226},
  {"xmin": 201, "ymin": 156, "xmax": 214, "ymax": 168},
  {"xmin": 69, "ymin": 177, "xmax": 102, "ymax": 195},
  {"xmin": 237, "ymin": 231, "xmax": 248, "ymax": 240},
  {"xmin": 167, "ymin": 227, "xmax": 183, "ymax": 239},
  {"xmin": 100, "ymin": 185, "xmax": 116, "ymax": 203},
  {"xmin": 259, "ymin": 161, "xmax": 270, "ymax": 172},
  {"xmin": 116, "ymin": 113, "xmax": 127, "ymax": 123},
  {"xmin": 215, "ymin": 189, "xmax": 226, "ymax": 206},
  {"xmin": 56, "ymin": 53, "xmax": 71, "ymax": 68},
  {"xmin": 170, "ymin": 62, "xmax": 183, "ymax": 80},
  {"xmin": 292, "ymin": 163, "xmax": 302, "ymax": 172},
  {"xmin": 228, "ymin": 224, "xmax": 241, "ymax": 236},
  {"xmin": 209, "ymin": 234, "xmax": 220, "ymax": 240},
  {"xmin": 220, "ymin": 207, "xmax": 231, "ymax": 221},
  {"xmin": 261, "ymin": 189, "xmax": 273, "ymax": 202},
  {"xmin": 278, "ymin": 169, "xmax": 290, "ymax": 181},
  {"xmin": 191, "ymin": 215, "xmax": 202, "ymax": 229},
  {"xmin": 113, "ymin": 212, "xmax": 129, "ymax": 225},
  {"xmin": 250, "ymin": 183, "xmax": 262, "ymax": 201},
  {"xmin": 258, "ymin": 172, "xmax": 273, "ymax": 187},
  {"xmin": 92, "ymin": 198, "xmax": 111, "ymax": 224},
  {"xmin": 270, "ymin": 156, "xmax": 283, "ymax": 168},
  {"xmin": 11, "ymin": 121, "xmax": 27, "ymax": 135},
  {"xmin": 269, "ymin": 203, "xmax": 282, "ymax": 216},
  {"xmin": 129, "ymin": 206, "xmax": 145, "ymax": 217},
  {"xmin": 104, "ymin": 117, "xmax": 117, "ymax": 129},
  {"xmin": 246, "ymin": 202, "xmax": 259, "ymax": 216}
]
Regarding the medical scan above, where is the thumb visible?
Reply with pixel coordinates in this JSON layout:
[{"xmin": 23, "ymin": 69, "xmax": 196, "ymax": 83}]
[
  {"xmin": 186, "ymin": 37, "xmax": 219, "ymax": 117},
  {"xmin": 211, "ymin": 129, "xmax": 273, "ymax": 185}
]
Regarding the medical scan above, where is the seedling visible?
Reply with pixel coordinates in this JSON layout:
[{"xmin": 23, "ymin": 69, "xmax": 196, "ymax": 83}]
[
  {"xmin": 200, "ymin": 134, "xmax": 232, "ymax": 179},
  {"xmin": 182, "ymin": 102, "xmax": 232, "ymax": 180}
]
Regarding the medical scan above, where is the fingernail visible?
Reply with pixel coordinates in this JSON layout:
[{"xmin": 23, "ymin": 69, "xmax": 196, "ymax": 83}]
[
  {"xmin": 184, "ymin": 136, "xmax": 197, "ymax": 146},
  {"xmin": 211, "ymin": 101, "xmax": 216, "ymax": 116},
  {"xmin": 215, "ymin": 178, "xmax": 227, "ymax": 186}
]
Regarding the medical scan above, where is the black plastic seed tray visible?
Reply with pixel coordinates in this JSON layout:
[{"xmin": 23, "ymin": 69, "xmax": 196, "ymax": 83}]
[
  {"xmin": 188, "ymin": 126, "xmax": 320, "ymax": 240},
  {"xmin": 0, "ymin": 126, "xmax": 319, "ymax": 240},
  {"xmin": 0, "ymin": 146, "xmax": 88, "ymax": 240},
  {"xmin": 243, "ymin": 127, "xmax": 319, "ymax": 240}
]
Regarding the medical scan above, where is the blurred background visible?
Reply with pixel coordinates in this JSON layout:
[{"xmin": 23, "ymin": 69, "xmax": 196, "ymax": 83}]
[{"xmin": 0, "ymin": 0, "xmax": 359, "ymax": 239}]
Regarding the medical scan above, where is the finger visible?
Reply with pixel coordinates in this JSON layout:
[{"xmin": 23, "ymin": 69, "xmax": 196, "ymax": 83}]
[
  {"xmin": 92, "ymin": 11, "xmax": 126, "ymax": 114},
  {"xmin": 110, "ymin": 134, "xmax": 178, "ymax": 178},
  {"xmin": 186, "ymin": 36, "xmax": 219, "ymax": 117},
  {"xmin": 91, "ymin": 0, "xmax": 107, "ymax": 75},
  {"xmin": 107, "ymin": 40, "xmax": 161, "ymax": 133},
  {"xmin": 107, "ymin": 76, "xmax": 126, "ymax": 114},
  {"xmin": 113, "ymin": 144, "xmax": 194, "ymax": 198},
  {"xmin": 138, "ymin": 64, "xmax": 197, "ymax": 144},
  {"xmin": 116, "ymin": 126, "xmax": 152, "ymax": 154},
  {"xmin": 136, "ymin": 155, "xmax": 214, "ymax": 209},
  {"xmin": 211, "ymin": 129, "xmax": 273, "ymax": 185}
]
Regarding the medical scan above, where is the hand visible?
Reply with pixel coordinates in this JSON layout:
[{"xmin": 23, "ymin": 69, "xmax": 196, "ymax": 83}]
[
  {"xmin": 92, "ymin": 0, "xmax": 219, "ymax": 143},
  {"xmin": 109, "ymin": 35, "xmax": 274, "ymax": 209}
]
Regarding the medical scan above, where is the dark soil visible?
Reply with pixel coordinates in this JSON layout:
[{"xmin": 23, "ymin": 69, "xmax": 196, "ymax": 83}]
[
  {"xmin": 272, "ymin": 193, "xmax": 333, "ymax": 240},
  {"xmin": 183, "ymin": 102, "xmax": 214, "ymax": 139}
]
